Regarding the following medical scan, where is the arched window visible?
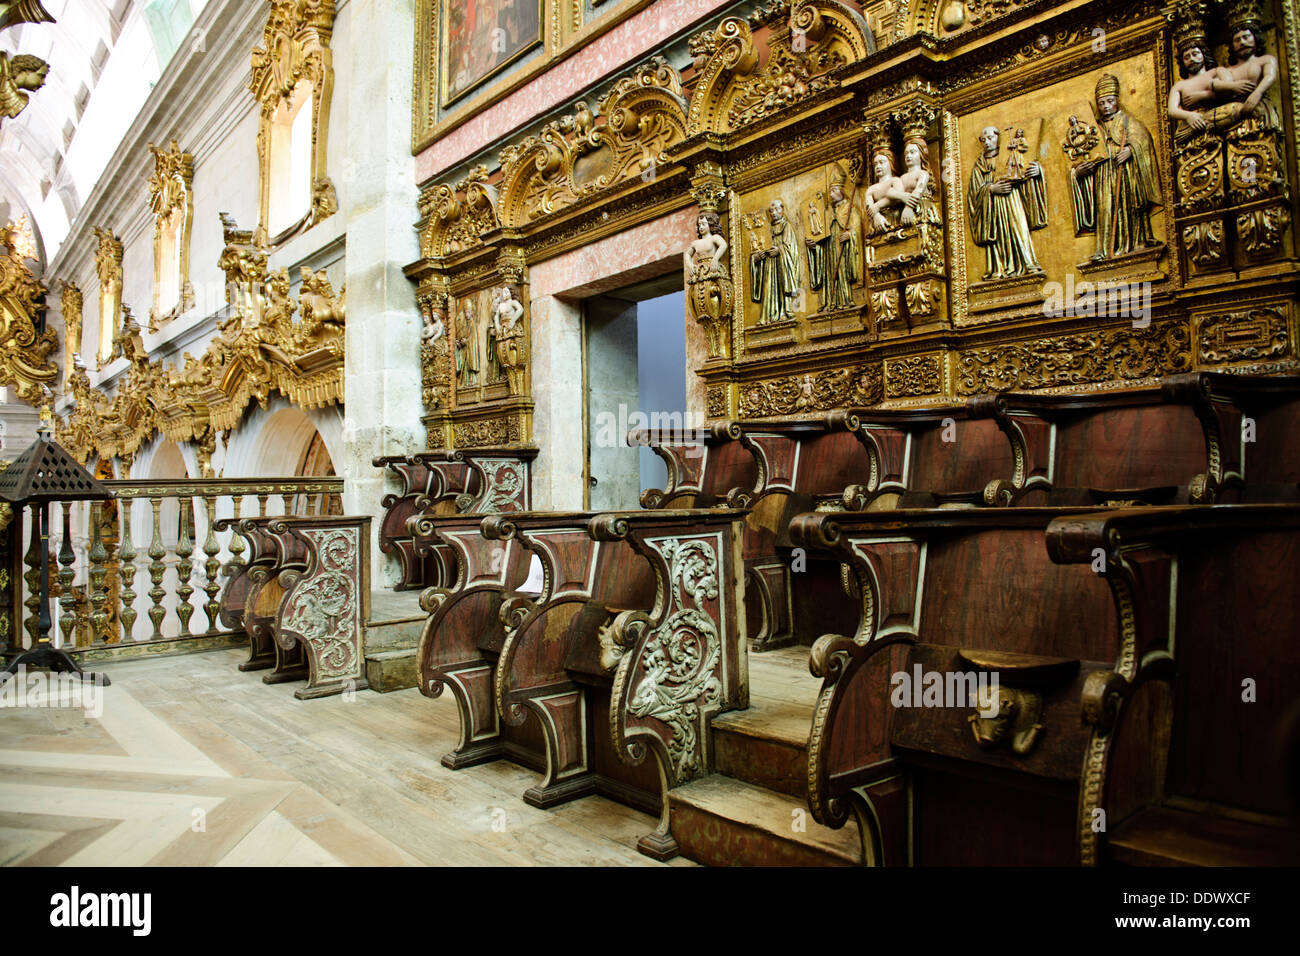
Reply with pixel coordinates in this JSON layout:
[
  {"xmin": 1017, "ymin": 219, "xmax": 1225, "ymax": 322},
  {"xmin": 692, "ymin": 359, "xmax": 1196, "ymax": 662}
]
[
  {"xmin": 147, "ymin": 141, "xmax": 193, "ymax": 329},
  {"xmin": 251, "ymin": 2, "xmax": 336, "ymax": 245},
  {"xmin": 92, "ymin": 228, "xmax": 122, "ymax": 366},
  {"xmin": 267, "ymin": 79, "xmax": 315, "ymax": 236}
]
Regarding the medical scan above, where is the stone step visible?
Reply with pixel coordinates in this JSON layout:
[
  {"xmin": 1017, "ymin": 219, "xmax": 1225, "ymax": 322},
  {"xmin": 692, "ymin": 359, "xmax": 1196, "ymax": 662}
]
[
  {"xmin": 365, "ymin": 647, "xmax": 418, "ymax": 694},
  {"xmin": 364, "ymin": 590, "xmax": 426, "ymax": 651},
  {"xmin": 669, "ymin": 774, "xmax": 862, "ymax": 867}
]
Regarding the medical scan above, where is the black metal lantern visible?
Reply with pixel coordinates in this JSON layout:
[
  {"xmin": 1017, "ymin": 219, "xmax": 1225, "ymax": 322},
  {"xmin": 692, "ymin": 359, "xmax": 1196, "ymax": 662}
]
[{"xmin": 0, "ymin": 407, "xmax": 113, "ymax": 685}]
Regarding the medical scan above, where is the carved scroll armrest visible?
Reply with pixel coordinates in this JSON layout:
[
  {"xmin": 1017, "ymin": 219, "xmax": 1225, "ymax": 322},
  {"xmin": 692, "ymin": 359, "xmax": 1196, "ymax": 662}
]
[
  {"xmin": 1163, "ymin": 372, "xmax": 1245, "ymax": 501},
  {"xmin": 789, "ymin": 512, "xmax": 924, "ymax": 645},
  {"xmin": 805, "ymin": 632, "xmax": 911, "ymax": 829}
]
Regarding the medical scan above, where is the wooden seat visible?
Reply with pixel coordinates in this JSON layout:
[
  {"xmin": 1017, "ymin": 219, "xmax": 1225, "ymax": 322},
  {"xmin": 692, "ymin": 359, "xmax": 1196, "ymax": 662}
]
[
  {"xmin": 374, "ymin": 449, "xmax": 536, "ymax": 591},
  {"xmin": 790, "ymin": 506, "xmax": 1116, "ymax": 865},
  {"xmin": 1047, "ymin": 504, "xmax": 1300, "ymax": 866},
  {"xmin": 482, "ymin": 508, "xmax": 749, "ymax": 858},
  {"xmin": 411, "ymin": 511, "xmax": 553, "ymax": 772}
]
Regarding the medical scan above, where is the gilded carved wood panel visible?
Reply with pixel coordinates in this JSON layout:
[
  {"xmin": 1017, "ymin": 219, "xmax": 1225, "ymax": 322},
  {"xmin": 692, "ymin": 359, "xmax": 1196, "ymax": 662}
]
[{"xmin": 407, "ymin": 0, "xmax": 1300, "ymax": 433}]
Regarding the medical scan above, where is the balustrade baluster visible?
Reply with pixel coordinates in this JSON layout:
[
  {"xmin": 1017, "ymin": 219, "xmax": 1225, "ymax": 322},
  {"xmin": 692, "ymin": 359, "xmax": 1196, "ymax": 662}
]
[
  {"xmin": 147, "ymin": 497, "xmax": 167, "ymax": 638},
  {"xmin": 175, "ymin": 499, "xmax": 196, "ymax": 636},
  {"xmin": 88, "ymin": 503, "xmax": 109, "ymax": 644},
  {"xmin": 22, "ymin": 508, "xmax": 40, "ymax": 646},
  {"xmin": 56, "ymin": 503, "xmax": 76, "ymax": 646},
  {"xmin": 256, "ymin": 493, "xmax": 270, "ymax": 517},
  {"xmin": 202, "ymin": 494, "xmax": 221, "ymax": 632},
  {"xmin": 118, "ymin": 499, "xmax": 137, "ymax": 640},
  {"xmin": 224, "ymin": 495, "xmax": 246, "ymax": 578}
]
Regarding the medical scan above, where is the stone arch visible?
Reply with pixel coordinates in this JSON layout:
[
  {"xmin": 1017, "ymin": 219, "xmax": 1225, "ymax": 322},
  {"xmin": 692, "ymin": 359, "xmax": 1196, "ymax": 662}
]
[{"xmin": 221, "ymin": 397, "xmax": 343, "ymax": 484}]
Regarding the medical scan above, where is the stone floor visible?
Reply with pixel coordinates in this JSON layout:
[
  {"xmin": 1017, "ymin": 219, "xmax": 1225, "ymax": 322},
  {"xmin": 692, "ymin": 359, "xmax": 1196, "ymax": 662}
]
[{"xmin": 0, "ymin": 648, "xmax": 690, "ymax": 866}]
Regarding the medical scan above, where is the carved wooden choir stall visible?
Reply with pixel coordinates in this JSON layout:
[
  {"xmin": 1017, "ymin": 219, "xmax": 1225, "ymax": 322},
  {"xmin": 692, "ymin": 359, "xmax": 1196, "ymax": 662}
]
[{"xmin": 381, "ymin": 0, "xmax": 1300, "ymax": 866}]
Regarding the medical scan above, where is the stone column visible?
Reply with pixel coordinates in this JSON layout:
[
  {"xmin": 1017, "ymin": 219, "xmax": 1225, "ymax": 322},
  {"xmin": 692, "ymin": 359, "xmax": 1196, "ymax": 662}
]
[{"xmin": 339, "ymin": 0, "xmax": 422, "ymax": 586}]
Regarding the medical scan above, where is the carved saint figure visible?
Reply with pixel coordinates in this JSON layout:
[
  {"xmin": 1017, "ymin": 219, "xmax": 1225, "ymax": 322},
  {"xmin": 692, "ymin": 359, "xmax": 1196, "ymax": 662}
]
[
  {"xmin": 686, "ymin": 212, "xmax": 734, "ymax": 358},
  {"xmin": 455, "ymin": 299, "xmax": 479, "ymax": 387},
  {"xmin": 806, "ymin": 195, "xmax": 825, "ymax": 236},
  {"xmin": 748, "ymin": 199, "xmax": 801, "ymax": 325},
  {"xmin": 893, "ymin": 139, "xmax": 940, "ymax": 228},
  {"xmin": 804, "ymin": 172, "xmax": 862, "ymax": 312},
  {"xmin": 967, "ymin": 125, "xmax": 1047, "ymax": 279},
  {"xmin": 491, "ymin": 286, "xmax": 526, "ymax": 396},
  {"xmin": 685, "ymin": 211, "xmax": 728, "ymax": 281},
  {"xmin": 1070, "ymin": 74, "xmax": 1163, "ymax": 261},
  {"xmin": 863, "ymin": 149, "xmax": 905, "ymax": 235},
  {"xmin": 1005, "ymin": 127, "xmax": 1029, "ymax": 178}
]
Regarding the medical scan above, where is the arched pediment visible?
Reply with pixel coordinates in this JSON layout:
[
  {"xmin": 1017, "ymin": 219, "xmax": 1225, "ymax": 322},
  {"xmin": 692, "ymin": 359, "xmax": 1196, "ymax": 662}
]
[
  {"xmin": 686, "ymin": 0, "xmax": 876, "ymax": 137},
  {"xmin": 496, "ymin": 56, "xmax": 688, "ymax": 228}
]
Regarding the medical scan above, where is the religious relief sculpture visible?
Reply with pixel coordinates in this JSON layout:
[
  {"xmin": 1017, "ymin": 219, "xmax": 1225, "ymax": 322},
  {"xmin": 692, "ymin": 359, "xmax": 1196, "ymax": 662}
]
[
  {"xmin": 863, "ymin": 147, "xmax": 906, "ymax": 236},
  {"xmin": 1166, "ymin": 1, "xmax": 1287, "ymax": 271},
  {"xmin": 896, "ymin": 138, "xmax": 941, "ymax": 228},
  {"xmin": 455, "ymin": 298, "xmax": 480, "ymax": 387},
  {"xmin": 804, "ymin": 166, "xmax": 862, "ymax": 313},
  {"xmin": 864, "ymin": 104, "xmax": 948, "ymax": 332},
  {"xmin": 1068, "ymin": 74, "xmax": 1163, "ymax": 263},
  {"xmin": 491, "ymin": 286, "xmax": 527, "ymax": 397},
  {"xmin": 418, "ymin": 289, "xmax": 450, "ymax": 410},
  {"xmin": 685, "ymin": 211, "xmax": 733, "ymax": 359},
  {"xmin": 968, "ymin": 124, "xmax": 1047, "ymax": 279},
  {"xmin": 748, "ymin": 199, "xmax": 802, "ymax": 326}
]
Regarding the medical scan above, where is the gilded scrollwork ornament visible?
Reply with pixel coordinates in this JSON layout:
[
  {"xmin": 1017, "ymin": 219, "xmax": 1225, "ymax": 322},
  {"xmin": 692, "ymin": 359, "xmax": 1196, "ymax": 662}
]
[{"xmin": 0, "ymin": 216, "xmax": 57, "ymax": 405}]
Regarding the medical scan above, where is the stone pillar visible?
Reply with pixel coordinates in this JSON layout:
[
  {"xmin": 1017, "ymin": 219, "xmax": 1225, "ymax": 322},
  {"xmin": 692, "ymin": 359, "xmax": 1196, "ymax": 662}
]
[
  {"xmin": 528, "ymin": 295, "xmax": 585, "ymax": 511},
  {"xmin": 340, "ymin": 0, "xmax": 422, "ymax": 587}
]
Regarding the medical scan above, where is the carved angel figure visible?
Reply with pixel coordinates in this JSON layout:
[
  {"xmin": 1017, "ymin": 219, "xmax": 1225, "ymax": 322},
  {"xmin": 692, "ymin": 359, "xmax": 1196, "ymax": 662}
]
[{"xmin": 0, "ymin": 52, "xmax": 47, "ymax": 121}]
